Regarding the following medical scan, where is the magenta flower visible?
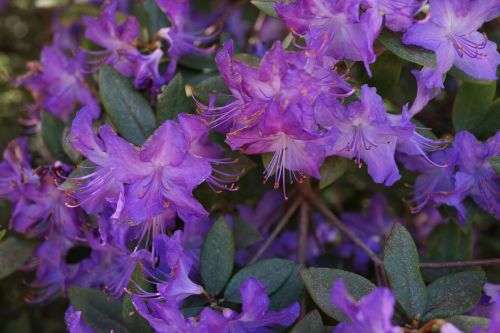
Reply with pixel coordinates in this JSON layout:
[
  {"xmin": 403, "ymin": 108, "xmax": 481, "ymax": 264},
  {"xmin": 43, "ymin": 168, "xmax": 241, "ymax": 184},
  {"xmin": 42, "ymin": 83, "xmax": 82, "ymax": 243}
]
[
  {"xmin": 403, "ymin": 0, "xmax": 500, "ymax": 87},
  {"xmin": 200, "ymin": 278, "xmax": 300, "ymax": 332},
  {"xmin": 276, "ymin": 0, "xmax": 382, "ymax": 75},
  {"xmin": 331, "ymin": 279, "xmax": 402, "ymax": 333},
  {"xmin": 65, "ymin": 306, "xmax": 95, "ymax": 333}
]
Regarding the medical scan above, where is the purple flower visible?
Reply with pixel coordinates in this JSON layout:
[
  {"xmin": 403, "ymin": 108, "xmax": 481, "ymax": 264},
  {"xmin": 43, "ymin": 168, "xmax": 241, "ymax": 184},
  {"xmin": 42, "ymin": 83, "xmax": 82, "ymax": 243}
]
[
  {"xmin": 200, "ymin": 277, "xmax": 300, "ymax": 332},
  {"xmin": 403, "ymin": 0, "xmax": 500, "ymax": 87},
  {"xmin": 132, "ymin": 298, "xmax": 207, "ymax": 333},
  {"xmin": 449, "ymin": 296, "xmax": 500, "ymax": 333},
  {"xmin": 446, "ymin": 131, "xmax": 500, "ymax": 220},
  {"xmin": 331, "ymin": 279, "xmax": 402, "ymax": 333},
  {"xmin": 18, "ymin": 46, "xmax": 99, "ymax": 122},
  {"xmin": 327, "ymin": 85, "xmax": 402, "ymax": 186},
  {"xmin": 65, "ymin": 306, "xmax": 95, "ymax": 333},
  {"xmin": 338, "ymin": 193, "xmax": 397, "ymax": 271},
  {"xmin": 276, "ymin": 0, "xmax": 382, "ymax": 75},
  {"xmin": 377, "ymin": 0, "xmax": 426, "ymax": 32},
  {"xmin": 83, "ymin": 0, "xmax": 165, "ymax": 90},
  {"xmin": 156, "ymin": 0, "xmax": 219, "ymax": 80}
]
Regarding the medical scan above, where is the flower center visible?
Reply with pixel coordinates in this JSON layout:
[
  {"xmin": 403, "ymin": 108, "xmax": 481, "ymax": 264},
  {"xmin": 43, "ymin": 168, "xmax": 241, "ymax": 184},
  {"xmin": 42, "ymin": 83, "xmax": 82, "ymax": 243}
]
[{"xmin": 448, "ymin": 32, "xmax": 488, "ymax": 59}]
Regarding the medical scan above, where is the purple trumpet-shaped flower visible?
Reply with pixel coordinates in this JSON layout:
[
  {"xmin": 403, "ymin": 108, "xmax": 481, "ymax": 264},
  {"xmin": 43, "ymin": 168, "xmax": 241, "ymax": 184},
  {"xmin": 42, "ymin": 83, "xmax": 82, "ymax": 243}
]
[
  {"xmin": 132, "ymin": 231, "xmax": 204, "ymax": 305},
  {"xmin": 331, "ymin": 279, "xmax": 402, "ymax": 333},
  {"xmin": 156, "ymin": 0, "xmax": 219, "ymax": 80},
  {"xmin": 132, "ymin": 298, "xmax": 207, "ymax": 333},
  {"xmin": 65, "ymin": 306, "xmax": 95, "ymax": 333},
  {"xmin": 65, "ymin": 107, "xmax": 143, "ymax": 217},
  {"xmin": 377, "ymin": 0, "xmax": 426, "ymax": 32},
  {"xmin": 327, "ymin": 85, "xmax": 403, "ymax": 186},
  {"xmin": 83, "ymin": 0, "xmax": 165, "ymax": 90},
  {"xmin": 276, "ymin": 0, "xmax": 382, "ymax": 75},
  {"xmin": 200, "ymin": 278, "xmax": 300, "ymax": 332},
  {"xmin": 338, "ymin": 193, "xmax": 398, "ymax": 271},
  {"xmin": 445, "ymin": 131, "xmax": 500, "ymax": 220},
  {"xmin": 403, "ymin": 0, "xmax": 500, "ymax": 87},
  {"xmin": 17, "ymin": 46, "xmax": 99, "ymax": 122}
]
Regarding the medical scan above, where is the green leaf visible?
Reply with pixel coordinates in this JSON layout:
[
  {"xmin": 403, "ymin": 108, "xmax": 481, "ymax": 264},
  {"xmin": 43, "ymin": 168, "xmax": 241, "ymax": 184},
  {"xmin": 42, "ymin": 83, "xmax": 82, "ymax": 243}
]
[
  {"xmin": 290, "ymin": 310, "xmax": 324, "ymax": 333},
  {"xmin": 201, "ymin": 217, "xmax": 235, "ymax": 295},
  {"xmin": 448, "ymin": 316, "xmax": 490, "ymax": 333},
  {"xmin": 99, "ymin": 65, "xmax": 156, "ymax": 145},
  {"xmin": 422, "ymin": 271, "xmax": 486, "ymax": 322},
  {"xmin": 0, "ymin": 229, "xmax": 6, "ymax": 241},
  {"xmin": 0, "ymin": 237, "xmax": 36, "ymax": 279},
  {"xmin": 368, "ymin": 51, "xmax": 403, "ymax": 96},
  {"xmin": 234, "ymin": 53, "xmax": 261, "ymax": 67},
  {"xmin": 233, "ymin": 218, "xmax": 262, "ymax": 249},
  {"xmin": 69, "ymin": 286, "xmax": 131, "ymax": 333},
  {"xmin": 489, "ymin": 156, "xmax": 500, "ymax": 175},
  {"xmin": 251, "ymin": 0, "xmax": 279, "ymax": 18},
  {"xmin": 41, "ymin": 111, "xmax": 65, "ymax": 159},
  {"xmin": 192, "ymin": 75, "xmax": 231, "ymax": 106},
  {"xmin": 378, "ymin": 30, "xmax": 436, "ymax": 67},
  {"xmin": 156, "ymin": 73, "xmax": 195, "ymax": 125},
  {"xmin": 224, "ymin": 259, "xmax": 295, "ymax": 303},
  {"xmin": 452, "ymin": 81, "xmax": 497, "ymax": 136},
  {"xmin": 145, "ymin": 0, "xmax": 169, "ymax": 38},
  {"xmin": 122, "ymin": 266, "xmax": 152, "ymax": 333},
  {"xmin": 422, "ymin": 223, "xmax": 473, "ymax": 282},
  {"xmin": 62, "ymin": 127, "xmax": 82, "ymax": 163},
  {"xmin": 383, "ymin": 224, "xmax": 427, "ymax": 320},
  {"xmin": 474, "ymin": 98, "xmax": 500, "ymax": 139},
  {"xmin": 269, "ymin": 264, "xmax": 305, "ymax": 311},
  {"xmin": 319, "ymin": 157, "xmax": 349, "ymax": 189},
  {"xmin": 300, "ymin": 268, "xmax": 376, "ymax": 321}
]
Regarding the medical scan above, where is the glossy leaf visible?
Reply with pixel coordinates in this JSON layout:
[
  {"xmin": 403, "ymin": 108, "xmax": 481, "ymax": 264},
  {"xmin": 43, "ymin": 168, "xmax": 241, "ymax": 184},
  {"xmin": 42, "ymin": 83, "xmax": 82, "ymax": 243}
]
[
  {"xmin": 201, "ymin": 217, "xmax": 235, "ymax": 295},
  {"xmin": 383, "ymin": 224, "xmax": 427, "ymax": 320},
  {"xmin": 368, "ymin": 51, "xmax": 403, "ymax": 96},
  {"xmin": 378, "ymin": 30, "xmax": 435, "ymax": 67},
  {"xmin": 452, "ymin": 81, "xmax": 496, "ymax": 137},
  {"xmin": 41, "ymin": 111, "xmax": 65, "ymax": 160},
  {"xmin": 300, "ymin": 267, "xmax": 375, "ymax": 321},
  {"xmin": 0, "ymin": 237, "xmax": 36, "ymax": 280},
  {"xmin": 156, "ymin": 73, "xmax": 195, "ymax": 125},
  {"xmin": 422, "ymin": 271, "xmax": 486, "ymax": 322},
  {"xmin": 224, "ymin": 259, "xmax": 294, "ymax": 303},
  {"xmin": 99, "ymin": 65, "xmax": 156, "ymax": 146}
]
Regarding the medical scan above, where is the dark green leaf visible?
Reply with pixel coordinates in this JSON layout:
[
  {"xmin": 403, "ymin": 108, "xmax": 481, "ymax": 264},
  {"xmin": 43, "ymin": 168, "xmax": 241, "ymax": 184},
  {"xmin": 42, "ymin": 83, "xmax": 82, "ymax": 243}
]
[
  {"xmin": 383, "ymin": 224, "xmax": 427, "ymax": 320},
  {"xmin": 41, "ymin": 111, "xmax": 65, "ymax": 159},
  {"xmin": 69, "ymin": 286, "xmax": 130, "ymax": 333},
  {"xmin": 448, "ymin": 316, "xmax": 490, "ymax": 333},
  {"xmin": 224, "ymin": 259, "xmax": 294, "ymax": 303},
  {"xmin": 474, "ymin": 98, "xmax": 500, "ymax": 140},
  {"xmin": 290, "ymin": 310, "xmax": 324, "ymax": 333},
  {"xmin": 233, "ymin": 218, "xmax": 262, "ymax": 250},
  {"xmin": 145, "ymin": 0, "xmax": 169, "ymax": 37},
  {"xmin": 0, "ymin": 237, "xmax": 36, "ymax": 279},
  {"xmin": 192, "ymin": 75, "xmax": 231, "ymax": 106},
  {"xmin": 368, "ymin": 51, "xmax": 403, "ymax": 96},
  {"xmin": 0, "ymin": 229, "xmax": 6, "ymax": 241},
  {"xmin": 422, "ymin": 223, "xmax": 473, "ymax": 282},
  {"xmin": 300, "ymin": 267, "xmax": 375, "ymax": 321},
  {"xmin": 319, "ymin": 157, "xmax": 349, "ymax": 189},
  {"xmin": 99, "ymin": 65, "xmax": 156, "ymax": 145},
  {"xmin": 62, "ymin": 127, "xmax": 81, "ymax": 163},
  {"xmin": 422, "ymin": 271, "xmax": 486, "ymax": 322},
  {"xmin": 269, "ymin": 264, "xmax": 305, "ymax": 311},
  {"xmin": 251, "ymin": 0, "xmax": 279, "ymax": 18},
  {"xmin": 201, "ymin": 217, "xmax": 235, "ymax": 295},
  {"xmin": 122, "ymin": 266, "xmax": 152, "ymax": 333},
  {"xmin": 452, "ymin": 81, "xmax": 496, "ymax": 136},
  {"xmin": 378, "ymin": 30, "xmax": 435, "ymax": 67},
  {"xmin": 156, "ymin": 73, "xmax": 195, "ymax": 125},
  {"xmin": 234, "ymin": 53, "xmax": 261, "ymax": 67},
  {"xmin": 489, "ymin": 156, "xmax": 500, "ymax": 175}
]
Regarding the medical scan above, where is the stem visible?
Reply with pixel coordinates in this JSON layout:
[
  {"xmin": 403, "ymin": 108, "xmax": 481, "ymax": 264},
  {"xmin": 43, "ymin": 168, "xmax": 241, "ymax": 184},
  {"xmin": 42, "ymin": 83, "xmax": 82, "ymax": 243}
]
[
  {"xmin": 249, "ymin": 197, "xmax": 302, "ymax": 265},
  {"xmin": 299, "ymin": 185, "xmax": 384, "ymax": 267},
  {"xmin": 298, "ymin": 201, "xmax": 310, "ymax": 264},
  {"xmin": 420, "ymin": 258, "xmax": 500, "ymax": 269}
]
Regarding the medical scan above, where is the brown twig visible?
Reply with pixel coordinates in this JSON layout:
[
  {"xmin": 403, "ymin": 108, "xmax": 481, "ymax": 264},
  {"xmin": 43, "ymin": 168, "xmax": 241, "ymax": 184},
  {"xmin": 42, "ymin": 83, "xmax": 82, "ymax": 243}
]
[
  {"xmin": 299, "ymin": 185, "xmax": 384, "ymax": 267},
  {"xmin": 420, "ymin": 258, "xmax": 500, "ymax": 269},
  {"xmin": 249, "ymin": 196, "xmax": 302, "ymax": 264},
  {"xmin": 297, "ymin": 200, "xmax": 310, "ymax": 264}
]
